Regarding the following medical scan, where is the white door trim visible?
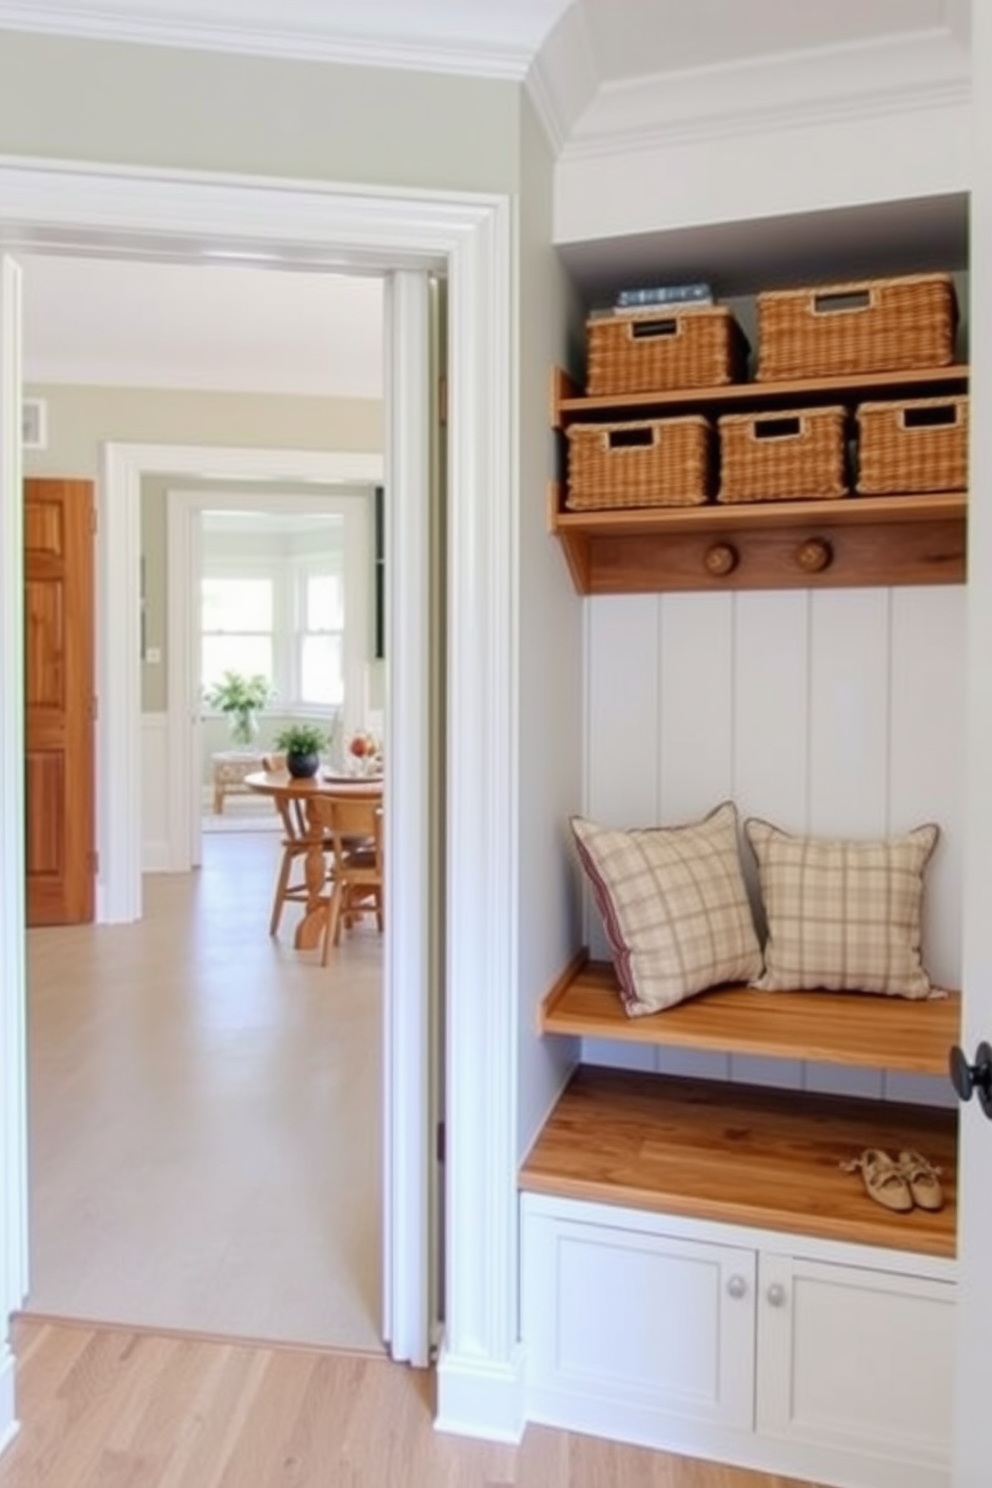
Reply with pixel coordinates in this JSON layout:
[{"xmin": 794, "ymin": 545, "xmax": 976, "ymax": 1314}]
[
  {"xmin": 163, "ymin": 466, "xmax": 382, "ymax": 876},
  {"xmin": 0, "ymin": 159, "xmax": 518, "ymax": 1436},
  {"xmin": 0, "ymin": 255, "xmax": 26, "ymax": 1456},
  {"xmin": 107, "ymin": 444, "xmax": 385, "ymax": 914}
]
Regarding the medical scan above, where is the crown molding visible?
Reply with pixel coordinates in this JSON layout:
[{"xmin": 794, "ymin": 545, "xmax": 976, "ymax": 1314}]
[
  {"xmin": 525, "ymin": 0, "xmax": 599, "ymax": 156},
  {"xmin": 0, "ymin": 1, "xmax": 540, "ymax": 78},
  {"xmin": 560, "ymin": 27, "xmax": 970, "ymax": 162}
]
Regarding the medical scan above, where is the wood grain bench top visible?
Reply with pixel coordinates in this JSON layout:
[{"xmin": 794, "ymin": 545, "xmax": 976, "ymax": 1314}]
[{"xmin": 539, "ymin": 952, "xmax": 961, "ymax": 1077}]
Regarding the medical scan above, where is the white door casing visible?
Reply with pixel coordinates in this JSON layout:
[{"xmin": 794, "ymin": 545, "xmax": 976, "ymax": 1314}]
[
  {"xmin": 953, "ymin": 2, "xmax": 992, "ymax": 1482},
  {"xmin": 0, "ymin": 255, "xmax": 27, "ymax": 1455},
  {"xmin": 0, "ymin": 161, "xmax": 517, "ymax": 1437},
  {"xmin": 165, "ymin": 474, "xmax": 381, "ymax": 876}
]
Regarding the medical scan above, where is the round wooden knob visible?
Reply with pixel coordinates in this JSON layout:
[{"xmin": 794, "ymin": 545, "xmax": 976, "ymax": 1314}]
[
  {"xmin": 704, "ymin": 542, "xmax": 738, "ymax": 577},
  {"xmin": 796, "ymin": 537, "xmax": 832, "ymax": 574}
]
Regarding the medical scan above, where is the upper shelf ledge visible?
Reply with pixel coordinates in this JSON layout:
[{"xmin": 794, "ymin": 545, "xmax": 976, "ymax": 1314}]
[{"xmin": 547, "ymin": 365, "xmax": 969, "ymax": 595}]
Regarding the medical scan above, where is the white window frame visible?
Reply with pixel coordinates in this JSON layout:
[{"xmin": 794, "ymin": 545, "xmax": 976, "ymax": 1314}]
[
  {"xmin": 200, "ymin": 566, "xmax": 278, "ymax": 702},
  {"xmin": 197, "ymin": 493, "xmax": 372, "ymax": 732},
  {"xmin": 293, "ymin": 551, "xmax": 347, "ymax": 711}
]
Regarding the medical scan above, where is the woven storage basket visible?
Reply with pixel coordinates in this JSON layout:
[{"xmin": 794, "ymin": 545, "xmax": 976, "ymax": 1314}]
[
  {"xmin": 718, "ymin": 406, "xmax": 849, "ymax": 504},
  {"xmin": 755, "ymin": 273, "xmax": 957, "ymax": 382},
  {"xmin": 566, "ymin": 415, "xmax": 712, "ymax": 510},
  {"xmin": 586, "ymin": 305, "xmax": 747, "ymax": 396},
  {"xmin": 856, "ymin": 394, "xmax": 969, "ymax": 495}
]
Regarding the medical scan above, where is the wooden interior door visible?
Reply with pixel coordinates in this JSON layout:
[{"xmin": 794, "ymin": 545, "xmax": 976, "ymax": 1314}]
[{"xmin": 24, "ymin": 478, "xmax": 96, "ymax": 925}]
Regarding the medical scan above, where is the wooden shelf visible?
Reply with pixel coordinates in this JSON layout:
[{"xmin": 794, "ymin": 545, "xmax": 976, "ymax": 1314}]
[
  {"xmin": 540, "ymin": 954, "xmax": 961, "ymax": 1076},
  {"xmin": 550, "ymin": 363, "xmax": 971, "ymax": 429},
  {"xmin": 519, "ymin": 1064, "xmax": 957, "ymax": 1257},
  {"xmin": 548, "ymin": 365, "xmax": 969, "ymax": 594}
]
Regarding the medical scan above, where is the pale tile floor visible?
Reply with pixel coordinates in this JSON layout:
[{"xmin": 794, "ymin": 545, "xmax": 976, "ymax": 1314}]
[{"xmin": 24, "ymin": 830, "xmax": 385, "ymax": 1354}]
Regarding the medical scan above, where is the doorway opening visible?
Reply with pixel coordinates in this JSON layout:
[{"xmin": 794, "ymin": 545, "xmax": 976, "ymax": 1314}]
[
  {"xmin": 19, "ymin": 243, "xmax": 394, "ymax": 1356},
  {"xmin": 1, "ymin": 164, "xmax": 515, "ymax": 1433}
]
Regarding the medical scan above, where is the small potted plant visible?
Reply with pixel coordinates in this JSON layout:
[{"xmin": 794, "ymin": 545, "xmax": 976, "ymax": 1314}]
[
  {"xmin": 273, "ymin": 721, "xmax": 330, "ymax": 779},
  {"xmin": 203, "ymin": 670, "xmax": 274, "ymax": 747}
]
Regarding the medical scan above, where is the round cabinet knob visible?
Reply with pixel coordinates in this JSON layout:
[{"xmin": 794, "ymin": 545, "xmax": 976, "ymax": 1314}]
[
  {"xmin": 766, "ymin": 1283, "xmax": 787, "ymax": 1308},
  {"xmin": 726, "ymin": 1274, "xmax": 748, "ymax": 1300},
  {"xmin": 796, "ymin": 537, "xmax": 832, "ymax": 574},
  {"xmin": 949, "ymin": 1040, "xmax": 992, "ymax": 1119},
  {"xmin": 704, "ymin": 542, "xmax": 738, "ymax": 577}
]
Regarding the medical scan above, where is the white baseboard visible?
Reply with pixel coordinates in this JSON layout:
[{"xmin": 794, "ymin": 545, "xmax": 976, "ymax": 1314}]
[{"xmin": 434, "ymin": 1339, "xmax": 526, "ymax": 1444}]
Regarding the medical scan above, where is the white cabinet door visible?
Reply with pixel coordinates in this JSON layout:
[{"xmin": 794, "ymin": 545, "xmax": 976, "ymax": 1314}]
[
  {"xmin": 522, "ymin": 1203, "xmax": 755, "ymax": 1431},
  {"xmin": 757, "ymin": 1251, "xmax": 955, "ymax": 1475}
]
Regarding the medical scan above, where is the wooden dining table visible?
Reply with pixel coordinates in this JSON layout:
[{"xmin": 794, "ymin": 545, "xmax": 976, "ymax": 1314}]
[{"xmin": 245, "ymin": 769, "xmax": 384, "ymax": 950}]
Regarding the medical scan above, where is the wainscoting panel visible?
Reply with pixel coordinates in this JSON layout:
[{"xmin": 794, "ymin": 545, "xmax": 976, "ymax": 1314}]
[
  {"xmin": 141, "ymin": 712, "xmax": 171, "ymax": 872},
  {"xmin": 580, "ymin": 584, "xmax": 967, "ymax": 1095},
  {"xmin": 658, "ymin": 592, "xmax": 734, "ymax": 821}
]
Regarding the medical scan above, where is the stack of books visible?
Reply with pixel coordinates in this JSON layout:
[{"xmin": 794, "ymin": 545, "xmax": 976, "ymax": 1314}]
[{"xmin": 589, "ymin": 282, "xmax": 714, "ymax": 318}]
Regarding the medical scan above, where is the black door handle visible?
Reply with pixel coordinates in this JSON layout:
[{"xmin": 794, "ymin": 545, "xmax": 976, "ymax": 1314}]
[{"xmin": 949, "ymin": 1041, "xmax": 992, "ymax": 1119}]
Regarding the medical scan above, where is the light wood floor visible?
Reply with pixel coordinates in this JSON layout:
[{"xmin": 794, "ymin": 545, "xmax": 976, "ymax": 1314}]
[
  {"xmin": 24, "ymin": 830, "xmax": 385, "ymax": 1353},
  {"xmin": 0, "ymin": 1317, "xmax": 819, "ymax": 1488}
]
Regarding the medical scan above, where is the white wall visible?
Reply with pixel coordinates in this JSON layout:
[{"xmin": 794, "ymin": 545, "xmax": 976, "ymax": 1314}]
[
  {"xmin": 555, "ymin": 79, "xmax": 969, "ymax": 248},
  {"xmin": 515, "ymin": 93, "xmax": 586, "ymax": 1157}
]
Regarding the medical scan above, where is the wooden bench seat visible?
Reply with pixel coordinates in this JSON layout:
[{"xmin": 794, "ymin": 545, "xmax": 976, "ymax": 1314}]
[{"xmin": 539, "ymin": 951, "xmax": 960, "ymax": 1076}]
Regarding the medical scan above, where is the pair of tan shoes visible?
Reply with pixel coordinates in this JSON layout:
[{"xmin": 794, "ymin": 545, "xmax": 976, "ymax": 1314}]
[{"xmin": 841, "ymin": 1148, "xmax": 944, "ymax": 1213}]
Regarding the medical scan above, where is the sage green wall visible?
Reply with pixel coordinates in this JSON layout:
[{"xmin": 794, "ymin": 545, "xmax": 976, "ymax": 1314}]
[
  {"xmin": 0, "ymin": 32, "xmax": 520, "ymax": 192},
  {"xmin": 23, "ymin": 384, "xmax": 383, "ymax": 713},
  {"xmin": 23, "ymin": 385, "xmax": 381, "ymax": 479}
]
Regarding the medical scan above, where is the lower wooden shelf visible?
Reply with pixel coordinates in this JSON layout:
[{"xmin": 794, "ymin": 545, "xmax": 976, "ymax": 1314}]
[
  {"xmin": 519, "ymin": 1064, "xmax": 957, "ymax": 1257},
  {"xmin": 540, "ymin": 953, "xmax": 961, "ymax": 1075}
]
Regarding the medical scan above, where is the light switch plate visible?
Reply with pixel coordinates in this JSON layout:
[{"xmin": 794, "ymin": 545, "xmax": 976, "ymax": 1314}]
[{"xmin": 22, "ymin": 398, "xmax": 47, "ymax": 451}]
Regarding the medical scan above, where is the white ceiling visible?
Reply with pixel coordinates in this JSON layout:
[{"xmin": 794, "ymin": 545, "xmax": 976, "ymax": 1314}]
[
  {"xmin": 7, "ymin": 0, "xmax": 970, "ymax": 397},
  {"xmin": 22, "ymin": 254, "xmax": 385, "ymax": 398}
]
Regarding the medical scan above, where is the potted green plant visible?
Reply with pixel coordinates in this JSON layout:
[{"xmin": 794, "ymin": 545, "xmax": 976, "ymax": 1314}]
[
  {"xmin": 273, "ymin": 721, "xmax": 330, "ymax": 779},
  {"xmin": 203, "ymin": 670, "xmax": 274, "ymax": 747}
]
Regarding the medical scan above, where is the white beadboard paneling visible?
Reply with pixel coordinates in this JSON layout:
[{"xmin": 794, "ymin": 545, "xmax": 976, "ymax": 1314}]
[
  {"xmin": 804, "ymin": 1062, "xmax": 884, "ymax": 1100},
  {"xmin": 808, "ymin": 589, "xmax": 890, "ymax": 836},
  {"xmin": 658, "ymin": 593, "xmax": 734, "ymax": 820},
  {"xmin": 141, "ymin": 711, "xmax": 171, "ymax": 871},
  {"xmin": 654, "ymin": 1046, "xmax": 731, "ymax": 1081},
  {"xmin": 581, "ymin": 1038, "xmax": 658, "ymax": 1073},
  {"xmin": 883, "ymin": 1070, "xmax": 957, "ymax": 1109},
  {"xmin": 583, "ymin": 594, "xmax": 661, "ymax": 956},
  {"xmin": 729, "ymin": 1054, "xmax": 803, "ymax": 1089},
  {"xmin": 581, "ymin": 581, "xmax": 964, "ymax": 1110},
  {"xmin": 733, "ymin": 591, "xmax": 809, "ymax": 827},
  {"xmin": 585, "ymin": 595, "xmax": 661, "ymax": 826},
  {"xmin": 889, "ymin": 586, "xmax": 966, "ymax": 991},
  {"xmin": 733, "ymin": 589, "xmax": 811, "ymax": 925}
]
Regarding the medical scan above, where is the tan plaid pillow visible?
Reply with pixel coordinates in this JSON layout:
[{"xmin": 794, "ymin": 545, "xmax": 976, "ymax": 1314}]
[
  {"xmin": 744, "ymin": 817, "xmax": 940, "ymax": 998},
  {"xmin": 571, "ymin": 801, "xmax": 763, "ymax": 1017}
]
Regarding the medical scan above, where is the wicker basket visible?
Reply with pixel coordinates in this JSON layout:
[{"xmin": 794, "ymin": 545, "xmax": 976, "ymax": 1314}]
[
  {"xmin": 718, "ymin": 406, "xmax": 849, "ymax": 504},
  {"xmin": 755, "ymin": 273, "xmax": 957, "ymax": 383},
  {"xmin": 856, "ymin": 394, "xmax": 969, "ymax": 495},
  {"xmin": 566, "ymin": 415, "xmax": 713, "ymax": 510},
  {"xmin": 586, "ymin": 305, "xmax": 747, "ymax": 396}
]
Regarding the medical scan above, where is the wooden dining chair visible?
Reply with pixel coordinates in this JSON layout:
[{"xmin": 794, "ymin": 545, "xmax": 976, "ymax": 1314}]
[
  {"xmin": 267, "ymin": 792, "xmax": 316, "ymax": 936},
  {"xmin": 267, "ymin": 795, "xmax": 339, "ymax": 941},
  {"xmin": 308, "ymin": 794, "xmax": 384, "ymax": 964}
]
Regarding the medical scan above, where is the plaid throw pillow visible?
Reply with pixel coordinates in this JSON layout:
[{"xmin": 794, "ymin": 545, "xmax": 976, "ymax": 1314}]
[
  {"xmin": 744, "ymin": 817, "xmax": 940, "ymax": 999},
  {"xmin": 571, "ymin": 801, "xmax": 763, "ymax": 1017}
]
